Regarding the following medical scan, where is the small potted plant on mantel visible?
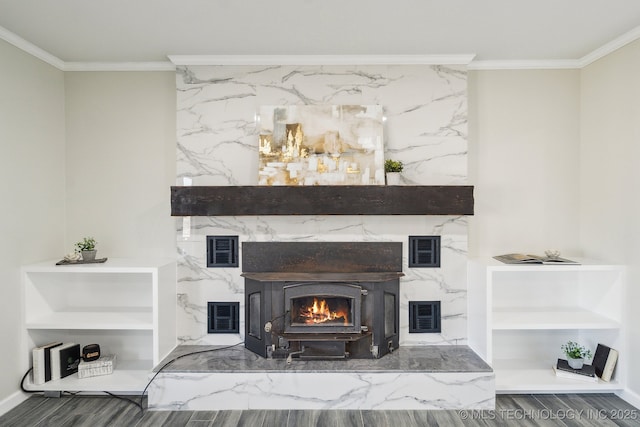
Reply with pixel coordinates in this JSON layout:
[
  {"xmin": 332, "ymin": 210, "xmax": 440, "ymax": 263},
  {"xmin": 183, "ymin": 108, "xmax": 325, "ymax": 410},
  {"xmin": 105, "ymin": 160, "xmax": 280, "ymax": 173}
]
[
  {"xmin": 75, "ymin": 237, "xmax": 98, "ymax": 262},
  {"xmin": 384, "ymin": 159, "xmax": 403, "ymax": 185},
  {"xmin": 561, "ymin": 341, "xmax": 593, "ymax": 369}
]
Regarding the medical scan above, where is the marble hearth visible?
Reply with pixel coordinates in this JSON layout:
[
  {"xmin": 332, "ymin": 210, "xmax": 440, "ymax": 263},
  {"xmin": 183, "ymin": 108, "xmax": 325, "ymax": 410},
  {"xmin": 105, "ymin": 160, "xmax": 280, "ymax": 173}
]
[{"xmin": 147, "ymin": 345, "xmax": 495, "ymax": 410}]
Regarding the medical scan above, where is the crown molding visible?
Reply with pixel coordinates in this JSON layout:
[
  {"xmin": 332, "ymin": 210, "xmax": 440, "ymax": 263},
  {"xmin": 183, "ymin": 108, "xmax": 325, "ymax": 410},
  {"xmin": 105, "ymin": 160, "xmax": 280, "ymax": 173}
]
[
  {"xmin": 63, "ymin": 61, "xmax": 175, "ymax": 72},
  {"xmin": 469, "ymin": 24, "xmax": 640, "ymax": 70},
  {"xmin": 3, "ymin": 22, "xmax": 640, "ymax": 71},
  {"xmin": 579, "ymin": 25, "xmax": 640, "ymax": 68},
  {"xmin": 0, "ymin": 25, "xmax": 65, "ymax": 70},
  {"xmin": 468, "ymin": 59, "xmax": 581, "ymax": 70},
  {"xmin": 167, "ymin": 54, "xmax": 477, "ymax": 66}
]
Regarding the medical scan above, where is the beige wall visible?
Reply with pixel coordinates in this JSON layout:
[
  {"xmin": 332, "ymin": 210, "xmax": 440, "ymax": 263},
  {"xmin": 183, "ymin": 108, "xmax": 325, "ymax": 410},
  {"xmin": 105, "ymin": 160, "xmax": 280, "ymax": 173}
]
[
  {"xmin": 468, "ymin": 69, "xmax": 581, "ymax": 257},
  {"xmin": 0, "ymin": 40, "xmax": 66, "ymax": 408},
  {"xmin": 580, "ymin": 40, "xmax": 640, "ymax": 396},
  {"xmin": 64, "ymin": 72, "xmax": 176, "ymax": 258}
]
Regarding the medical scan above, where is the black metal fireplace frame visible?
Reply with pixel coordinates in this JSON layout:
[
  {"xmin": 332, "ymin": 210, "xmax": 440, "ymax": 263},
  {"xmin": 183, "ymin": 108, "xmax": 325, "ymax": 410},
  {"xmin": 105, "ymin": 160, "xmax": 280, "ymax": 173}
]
[{"xmin": 242, "ymin": 242, "xmax": 403, "ymax": 360}]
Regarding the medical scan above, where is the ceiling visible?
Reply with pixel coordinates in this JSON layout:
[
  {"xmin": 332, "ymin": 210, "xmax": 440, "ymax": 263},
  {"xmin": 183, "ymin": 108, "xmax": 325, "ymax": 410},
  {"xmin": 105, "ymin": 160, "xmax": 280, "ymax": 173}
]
[{"xmin": 1, "ymin": 0, "xmax": 640, "ymax": 66}]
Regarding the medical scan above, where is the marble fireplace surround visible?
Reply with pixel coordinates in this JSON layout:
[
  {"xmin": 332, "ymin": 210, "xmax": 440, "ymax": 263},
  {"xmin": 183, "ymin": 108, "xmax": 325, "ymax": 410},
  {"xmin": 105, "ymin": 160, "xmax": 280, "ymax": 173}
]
[
  {"xmin": 175, "ymin": 64, "xmax": 472, "ymax": 349},
  {"xmin": 163, "ymin": 63, "xmax": 496, "ymax": 410}
]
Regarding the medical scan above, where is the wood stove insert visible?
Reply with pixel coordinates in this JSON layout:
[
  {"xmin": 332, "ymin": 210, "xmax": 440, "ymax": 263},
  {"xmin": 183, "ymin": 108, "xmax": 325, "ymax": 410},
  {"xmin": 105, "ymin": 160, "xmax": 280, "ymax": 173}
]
[{"xmin": 242, "ymin": 242, "xmax": 403, "ymax": 360}]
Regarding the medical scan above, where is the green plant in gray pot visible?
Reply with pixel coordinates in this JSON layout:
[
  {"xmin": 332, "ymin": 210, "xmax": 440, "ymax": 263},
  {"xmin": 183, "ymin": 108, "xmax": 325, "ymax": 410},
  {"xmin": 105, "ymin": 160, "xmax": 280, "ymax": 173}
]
[
  {"xmin": 561, "ymin": 341, "xmax": 593, "ymax": 369},
  {"xmin": 75, "ymin": 237, "xmax": 97, "ymax": 261}
]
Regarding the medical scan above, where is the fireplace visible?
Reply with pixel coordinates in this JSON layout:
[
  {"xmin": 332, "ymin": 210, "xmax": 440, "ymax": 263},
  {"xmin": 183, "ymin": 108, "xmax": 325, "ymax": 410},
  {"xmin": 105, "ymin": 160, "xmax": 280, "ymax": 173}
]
[{"xmin": 242, "ymin": 242, "xmax": 403, "ymax": 360}]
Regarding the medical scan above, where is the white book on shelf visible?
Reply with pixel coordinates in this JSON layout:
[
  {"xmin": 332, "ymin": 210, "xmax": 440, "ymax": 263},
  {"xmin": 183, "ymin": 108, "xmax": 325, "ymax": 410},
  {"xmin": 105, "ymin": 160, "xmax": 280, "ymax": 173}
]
[{"xmin": 32, "ymin": 342, "xmax": 63, "ymax": 385}]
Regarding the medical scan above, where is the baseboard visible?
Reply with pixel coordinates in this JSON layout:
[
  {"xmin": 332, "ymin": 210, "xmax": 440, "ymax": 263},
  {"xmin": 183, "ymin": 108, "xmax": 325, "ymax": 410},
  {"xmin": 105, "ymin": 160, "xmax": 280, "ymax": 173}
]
[
  {"xmin": 617, "ymin": 388, "xmax": 640, "ymax": 409},
  {"xmin": 0, "ymin": 391, "xmax": 29, "ymax": 417}
]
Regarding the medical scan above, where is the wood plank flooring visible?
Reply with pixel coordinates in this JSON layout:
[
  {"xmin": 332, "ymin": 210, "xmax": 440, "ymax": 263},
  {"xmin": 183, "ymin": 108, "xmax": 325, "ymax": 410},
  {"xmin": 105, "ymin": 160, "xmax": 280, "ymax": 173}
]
[{"xmin": 1, "ymin": 393, "xmax": 639, "ymax": 426}]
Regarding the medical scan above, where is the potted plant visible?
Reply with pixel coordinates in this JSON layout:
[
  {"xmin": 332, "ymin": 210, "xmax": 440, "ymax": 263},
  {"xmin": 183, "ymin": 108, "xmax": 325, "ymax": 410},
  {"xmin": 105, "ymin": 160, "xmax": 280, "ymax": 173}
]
[
  {"xmin": 75, "ymin": 237, "xmax": 98, "ymax": 261},
  {"xmin": 384, "ymin": 159, "xmax": 403, "ymax": 185},
  {"xmin": 561, "ymin": 341, "xmax": 593, "ymax": 369}
]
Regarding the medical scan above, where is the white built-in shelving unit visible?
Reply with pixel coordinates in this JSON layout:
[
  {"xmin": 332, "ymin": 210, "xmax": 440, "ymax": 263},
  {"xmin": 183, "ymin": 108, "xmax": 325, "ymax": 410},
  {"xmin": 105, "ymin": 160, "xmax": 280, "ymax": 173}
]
[
  {"xmin": 468, "ymin": 257, "xmax": 625, "ymax": 393},
  {"xmin": 21, "ymin": 258, "xmax": 176, "ymax": 393}
]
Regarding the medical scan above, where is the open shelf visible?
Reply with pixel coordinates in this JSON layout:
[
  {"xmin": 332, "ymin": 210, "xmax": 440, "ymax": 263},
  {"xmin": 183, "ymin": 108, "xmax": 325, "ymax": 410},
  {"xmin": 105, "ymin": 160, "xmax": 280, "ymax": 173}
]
[
  {"xmin": 23, "ymin": 360, "xmax": 151, "ymax": 393},
  {"xmin": 493, "ymin": 359, "xmax": 622, "ymax": 393},
  {"xmin": 492, "ymin": 307, "xmax": 620, "ymax": 330},
  {"xmin": 22, "ymin": 258, "xmax": 177, "ymax": 394},
  {"xmin": 468, "ymin": 257, "xmax": 625, "ymax": 393}
]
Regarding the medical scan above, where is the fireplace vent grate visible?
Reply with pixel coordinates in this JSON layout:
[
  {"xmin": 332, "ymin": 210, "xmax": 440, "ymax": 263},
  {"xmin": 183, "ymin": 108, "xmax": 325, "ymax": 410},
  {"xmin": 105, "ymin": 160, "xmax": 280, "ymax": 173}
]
[
  {"xmin": 409, "ymin": 301, "xmax": 441, "ymax": 333},
  {"xmin": 207, "ymin": 236, "xmax": 239, "ymax": 267},
  {"xmin": 409, "ymin": 236, "xmax": 440, "ymax": 268},
  {"xmin": 208, "ymin": 302, "xmax": 239, "ymax": 333}
]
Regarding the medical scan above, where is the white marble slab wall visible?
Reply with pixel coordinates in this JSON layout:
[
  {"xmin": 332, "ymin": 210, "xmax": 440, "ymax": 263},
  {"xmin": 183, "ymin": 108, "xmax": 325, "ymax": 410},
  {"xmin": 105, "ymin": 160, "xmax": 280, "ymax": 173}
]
[{"xmin": 175, "ymin": 64, "xmax": 468, "ymax": 347}]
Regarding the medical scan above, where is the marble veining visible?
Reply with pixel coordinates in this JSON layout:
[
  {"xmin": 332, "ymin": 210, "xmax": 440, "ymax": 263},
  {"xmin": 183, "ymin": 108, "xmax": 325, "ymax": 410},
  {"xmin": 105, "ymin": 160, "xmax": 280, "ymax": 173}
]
[
  {"xmin": 148, "ymin": 345, "xmax": 494, "ymax": 411},
  {"xmin": 156, "ymin": 345, "xmax": 492, "ymax": 374},
  {"xmin": 175, "ymin": 64, "xmax": 469, "ymax": 348}
]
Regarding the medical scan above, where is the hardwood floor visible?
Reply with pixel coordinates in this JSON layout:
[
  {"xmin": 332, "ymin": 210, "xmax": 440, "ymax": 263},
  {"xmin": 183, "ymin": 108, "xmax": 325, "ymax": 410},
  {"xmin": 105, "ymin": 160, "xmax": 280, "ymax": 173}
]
[{"xmin": 1, "ymin": 393, "xmax": 639, "ymax": 426}]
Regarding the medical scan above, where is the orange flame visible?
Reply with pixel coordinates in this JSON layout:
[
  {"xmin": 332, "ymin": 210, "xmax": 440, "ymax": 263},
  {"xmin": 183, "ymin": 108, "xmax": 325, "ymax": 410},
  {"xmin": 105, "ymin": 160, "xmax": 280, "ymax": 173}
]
[{"xmin": 299, "ymin": 297, "xmax": 349, "ymax": 325}]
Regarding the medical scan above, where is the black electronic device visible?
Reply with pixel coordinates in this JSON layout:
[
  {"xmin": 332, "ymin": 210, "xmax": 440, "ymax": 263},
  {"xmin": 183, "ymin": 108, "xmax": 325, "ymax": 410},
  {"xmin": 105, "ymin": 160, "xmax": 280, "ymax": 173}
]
[{"xmin": 82, "ymin": 344, "xmax": 101, "ymax": 362}]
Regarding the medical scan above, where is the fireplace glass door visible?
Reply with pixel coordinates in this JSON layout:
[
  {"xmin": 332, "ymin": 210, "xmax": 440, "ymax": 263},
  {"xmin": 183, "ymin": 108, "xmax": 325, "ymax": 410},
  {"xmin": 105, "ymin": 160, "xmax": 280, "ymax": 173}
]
[
  {"xmin": 284, "ymin": 283, "xmax": 362, "ymax": 334},
  {"xmin": 290, "ymin": 295, "xmax": 353, "ymax": 327}
]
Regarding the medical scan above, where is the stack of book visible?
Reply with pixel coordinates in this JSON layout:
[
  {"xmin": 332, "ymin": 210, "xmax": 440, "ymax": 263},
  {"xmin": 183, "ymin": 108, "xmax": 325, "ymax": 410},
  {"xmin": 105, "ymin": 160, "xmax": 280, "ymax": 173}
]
[
  {"xmin": 32, "ymin": 342, "xmax": 81, "ymax": 385},
  {"xmin": 553, "ymin": 343, "xmax": 619, "ymax": 383},
  {"xmin": 32, "ymin": 342, "xmax": 62, "ymax": 385},
  {"xmin": 554, "ymin": 359, "xmax": 598, "ymax": 382}
]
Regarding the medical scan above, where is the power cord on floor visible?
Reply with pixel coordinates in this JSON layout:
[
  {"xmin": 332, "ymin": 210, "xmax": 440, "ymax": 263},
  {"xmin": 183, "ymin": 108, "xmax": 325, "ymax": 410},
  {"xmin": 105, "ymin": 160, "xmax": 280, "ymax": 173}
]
[
  {"xmin": 20, "ymin": 342, "xmax": 244, "ymax": 415},
  {"xmin": 104, "ymin": 391, "xmax": 144, "ymax": 411}
]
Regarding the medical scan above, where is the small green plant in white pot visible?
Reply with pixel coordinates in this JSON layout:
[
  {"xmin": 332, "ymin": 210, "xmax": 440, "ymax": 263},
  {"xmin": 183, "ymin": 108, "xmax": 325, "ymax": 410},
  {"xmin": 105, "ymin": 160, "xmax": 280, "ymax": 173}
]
[
  {"xmin": 384, "ymin": 159, "xmax": 403, "ymax": 185},
  {"xmin": 561, "ymin": 341, "xmax": 593, "ymax": 369},
  {"xmin": 75, "ymin": 237, "xmax": 98, "ymax": 261}
]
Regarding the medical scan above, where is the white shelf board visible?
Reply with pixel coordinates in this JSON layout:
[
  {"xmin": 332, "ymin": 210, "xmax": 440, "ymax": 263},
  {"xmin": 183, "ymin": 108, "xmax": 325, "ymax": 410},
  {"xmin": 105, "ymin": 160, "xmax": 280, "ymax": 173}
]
[
  {"xmin": 23, "ymin": 257, "xmax": 176, "ymax": 273},
  {"xmin": 24, "ymin": 360, "xmax": 152, "ymax": 393},
  {"xmin": 25, "ymin": 311, "xmax": 154, "ymax": 330},
  {"xmin": 473, "ymin": 256, "xmax": 623, "ymax": 272},
  {"xmin": 493, "ymin": 359, "xmax": 622, "ymax": 393},
  {"xmin": 492, "ymin": 307, "xmax": 620, "ymax": 330}
]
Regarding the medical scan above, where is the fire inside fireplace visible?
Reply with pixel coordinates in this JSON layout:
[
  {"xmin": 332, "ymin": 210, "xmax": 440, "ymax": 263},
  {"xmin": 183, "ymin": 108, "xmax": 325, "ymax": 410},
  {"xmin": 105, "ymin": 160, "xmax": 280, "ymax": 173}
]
[
  {"xmin": 284, "ymin": 282, "xmax": 363, "ymax": 334},
  {"xmin": 292, "ymin": 296, "xmax": 351, "ymax": 326}
]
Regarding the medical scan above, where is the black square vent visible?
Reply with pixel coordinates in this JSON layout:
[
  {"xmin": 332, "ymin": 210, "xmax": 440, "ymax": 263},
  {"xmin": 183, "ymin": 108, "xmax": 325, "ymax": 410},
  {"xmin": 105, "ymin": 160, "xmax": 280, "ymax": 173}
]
[
  {"xmin": 409, "ymin": 236, "xmax": 440, "ymax": 268},
  {"xmin": 409, "ymin": 301, "xmax": 441, "ymax": 333},
  {"xmin": 208, "ymin": 302, "xmax": 239, "ymax": 333},
  {"xmin": 207, "ymin": 236, "xmax": 239, "ymax": 267}
]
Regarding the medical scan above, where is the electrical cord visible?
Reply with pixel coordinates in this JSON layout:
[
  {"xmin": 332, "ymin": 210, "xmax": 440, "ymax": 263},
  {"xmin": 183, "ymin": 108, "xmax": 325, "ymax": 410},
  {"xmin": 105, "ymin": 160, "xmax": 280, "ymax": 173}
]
[
  {"xmin": 20, "ymin": 367, "xmax": 77, "ymax": 396},
  {"xmin": 265, "ymin": 310, "xmax": 289, "ymax": 337},
  {"xmin": 137, "ymin": 342, "xmax": 244, "ymax": 413},
  {"xmin": 20, "ymin": 342, "xmax": 245, "ymax": 415},
  {"xmin": 104, "ymin": 391, "xmax": 143, "ymax": 411},
  {"xmin": 20, "ymin": 368, "xmax": 38, "ymax": 394}
]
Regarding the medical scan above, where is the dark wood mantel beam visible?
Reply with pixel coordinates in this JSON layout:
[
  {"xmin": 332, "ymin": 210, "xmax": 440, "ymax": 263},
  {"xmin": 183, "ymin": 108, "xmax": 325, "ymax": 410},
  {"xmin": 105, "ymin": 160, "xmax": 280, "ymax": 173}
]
[{"xmin": 171, "ymin": 185, "xmax": 474, "ymax": 216}]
